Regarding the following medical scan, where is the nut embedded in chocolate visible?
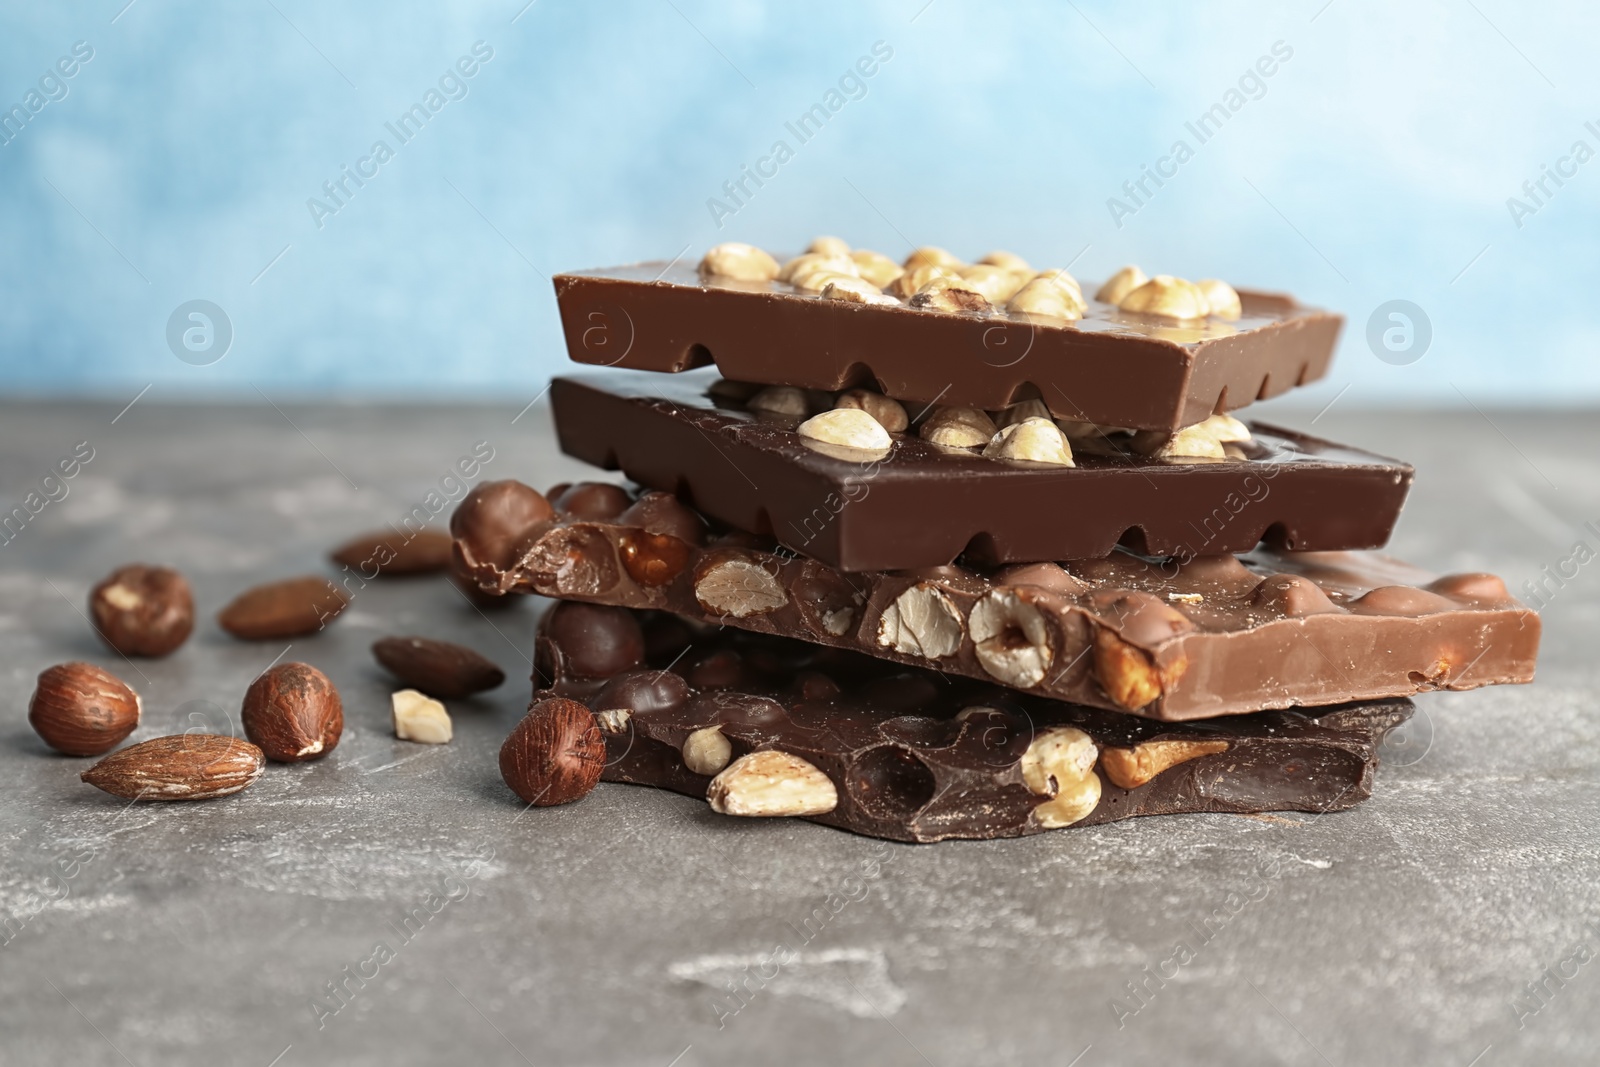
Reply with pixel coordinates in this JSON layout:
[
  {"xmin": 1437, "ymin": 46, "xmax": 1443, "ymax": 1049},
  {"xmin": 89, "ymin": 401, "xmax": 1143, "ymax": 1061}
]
[
  {"xmin": 330, "ymin": 528, "xmax": 453, "ymax": 575},
  {"xmin": 538, "ymin": 602, "xmax": 645, "ymax": 679},
  {"xmin": 218, "ymin": 577, "xmax": 351, "ymax": 640},
  {"xmin": 499, "ymin": 697, "xmax": 605, "ymax": 806},
  {"xmin": 371, "ymin": 635, "xmax": 505, "ymax": 699},
  {"xmin": 89, "ymin": 564, "xmax": 194, "ymax": 657},
  {"xmin": 241, "ymin": 662, "xmax": 343, "ymax": 762},
  {"xmin": 450, "ymin": 479, "xmax": 554, "ymax": 572},
  {"xmin": 553, "ymin": 482, "xmax": 632, "ymax": 521},
  {"xmin": 29, "ymin": 663, "xmax": 141, "ymax": 756},
  {"xmin": 616, "ymin": 491, "xmax": 706, "ymax": 545}
]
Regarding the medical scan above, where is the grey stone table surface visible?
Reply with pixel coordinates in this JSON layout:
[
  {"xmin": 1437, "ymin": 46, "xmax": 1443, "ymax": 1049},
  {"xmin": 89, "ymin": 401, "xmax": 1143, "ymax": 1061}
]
[{"xmin": 0, "ymin": 395, "xmax": 1596, "ymax": 1067}]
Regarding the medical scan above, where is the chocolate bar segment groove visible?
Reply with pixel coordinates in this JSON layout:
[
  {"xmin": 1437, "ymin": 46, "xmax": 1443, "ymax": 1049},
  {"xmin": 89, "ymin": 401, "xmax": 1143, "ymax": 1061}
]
[
  {"xmin": 553, "ymin": 262, "xmax": 1343, "ymax": 431},
  {"xmin": 551, "ymin": 370, "xmax": 1413, "ymax": 571},
  {"xmin": 450, "ymin": 481, "xmax": 1539, "ymax": 721},
  {"xmin": 540, "ymin": 608, "xmax": 1414, "ymax": 842}
]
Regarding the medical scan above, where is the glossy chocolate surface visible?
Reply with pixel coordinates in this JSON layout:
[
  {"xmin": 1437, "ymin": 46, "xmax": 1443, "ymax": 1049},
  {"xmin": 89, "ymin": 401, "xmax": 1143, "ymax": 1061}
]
[
  {"xmin": 551, "ymin": 369, "xmax": 1413, "ymax": 571},
  {"xmin": 553, "ymin": 261, "xmax": 1343, "ymax": 431}
]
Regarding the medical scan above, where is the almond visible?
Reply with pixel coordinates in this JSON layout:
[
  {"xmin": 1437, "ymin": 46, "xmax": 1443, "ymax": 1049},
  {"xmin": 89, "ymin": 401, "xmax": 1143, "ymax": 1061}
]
[
  {"xmin": 329, "ymin": 528, "xmax": 454, "ymax": 575},
  {"xmin": 371, "ymin": 636, "xmax": 505, "ymax": 699},
  {"xmin": 81, "ymin": 735, "xmax": 265, "ymax": 800},
  {"xmin": 218, "ymin": 576, "xmax": 351, "ymax": 640}
]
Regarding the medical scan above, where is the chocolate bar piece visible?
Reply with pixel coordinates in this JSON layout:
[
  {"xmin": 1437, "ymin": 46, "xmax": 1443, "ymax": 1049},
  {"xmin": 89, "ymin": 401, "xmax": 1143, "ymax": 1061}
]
[
  {"xmin": 451, "ymin": 481, "xmax": 1540, "ymax": 721},
  {"xmin": 552, "ymin": 262, "xmax": 1342, "ymax": 431},
  {"xmin": 537, "ymin": 605, "xmax": 1413, "ymax": 842},
  {"xmin": 551, "ymin": 369, "xmax": 1413, "ymax": 571}
]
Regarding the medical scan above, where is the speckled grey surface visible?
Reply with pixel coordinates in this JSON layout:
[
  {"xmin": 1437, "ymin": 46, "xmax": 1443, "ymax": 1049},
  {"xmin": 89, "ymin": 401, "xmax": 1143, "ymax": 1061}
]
[{"xmin": 1, "ymin": 398, "xmax": 1596, "ymax": 1067}]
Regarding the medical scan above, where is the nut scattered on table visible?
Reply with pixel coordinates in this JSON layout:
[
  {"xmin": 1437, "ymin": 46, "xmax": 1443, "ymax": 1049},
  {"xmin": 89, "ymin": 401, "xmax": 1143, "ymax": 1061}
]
[
  {"xmin": 1019, "ymin": 726, "xmax": 1102, "ymax": 828},
  {"xmin": 1100, "ymin": 739, "xmax": 1230, "ymax": 789},
  {"xmin": 706, "ymin": 749, "xmax": 838, "ymax": 817},
  {"xmin": 1094, "ymin": 264, "xmax": 1148, "ymax": 304},
  {"xmin": 983, "ymin": 417, "xmax": 1075, "ymax": 467},
  {"xmin": 499, "ymin": 696, "xmax": 605, "ymax": 806},
  {"xmin": 241, "ymin": 662, "xmax": 343, "ymax": 762},
  {"xmin": 796, "ymin": 408, "xmax": 893, "ymax": 451},
  {"xmin": 969, "ymin": 589, "xmax": 1055, "ymax": 688},
  {"xmin": 877, "ymin": 583, "xmax": 965, "ymax": 658},
  {"xmin": 682, "ymin": 725, "xmax": 733, "ymax": 776},
  {"xmin": 918, "ymin": 405, "xmax": 997, "ymax": 449},
  {"xmin": 80, "ymin": 735, "xmax": 266, "ymax": 801},
  {"xmin": 699, "ymin": 242, "xmax": 780, "ymax": 281},
  {"xmin": 89, "ymin": 564, "xmax": 194, "ymax": 657},
  {"xmin": 392, "ymin": 689, "xmax": 453, "ymax": 744},
  {"xmin": 834, "ymin": 389, "xmax": 909, "ymax": 433},
  {"xmin": 217, "ymin": 576, "xmax": 351, "ymax": 641},
  {"xmin": 372, "ymin": 635, "xmax": 505, "ymax": 698},
  {"xmin": 329, "ymin": 528, "xmax": 454, "ymax": 576},
  {"xmin": 29, "ymin": 662, "xmax": 141, "ymax": 756}
]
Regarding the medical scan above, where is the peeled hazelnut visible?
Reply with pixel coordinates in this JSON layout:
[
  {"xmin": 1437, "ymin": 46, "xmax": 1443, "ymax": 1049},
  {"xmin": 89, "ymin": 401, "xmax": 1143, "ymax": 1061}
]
[
  {"xmin": 1118, "ymin": 275, "xmax": 1209, "ymax": 321},
  {"xmin": 978, "ymin": 250, "xmax": 1031, "ymax": 272},
  {"xmin": 902, "ymin": 246, "xmax": 963, "ymax": 271},
  {"xmin": 1006, "ymin": 278, "xmax": 1084, "ymax": 321},
  {"xmin": 694, "ymin": 554, "xmax": 787, "ymax": 619},
  {"xmin": 539, "ymin": 602, "xmax": 646, "ymax": 679},
  {"xmin": 450, "ymin": 480, "xmax": 554, "ymax": 571},
  {"xmin": 29, "ymin": 663, "xmax": 141, "ymax": 756},
  {"xmin": 682, "ymin": 726, "xmax": 734, "ymax": 776},
  {"xmin": 918, "ymin": 406, "xmax": 997, "ymax": 449},
  {"xmin": 1100, "ymin": 739, "xmax": 1229, "ymax": 789},
  {"xmin": 983, "ymin": 418, "xmax": 1075, "ymax": 467},
  {"xmin": 699, "ymin": 242, "xmax": 780, "ymax": 281},
  {"xmin": 909, "ymin": 277, "xmax": 992, "ymax": 314},
  {"xmin": 1093, "ymin": 629, "xmax": 1163, "ymax": 710},
  {"xmin": 747, "ymin": 385, "xmax": 812, "ymax": 418},
  {"xmin": 886, "ymin": 263, "xmax": 962, "ymax": 300},
  {"xmin": 995, "ymin": 398, "xmax": 1053, "ymax": 428},
  {"xmin": 499, "ymin": 697, "xmax": 605, "ymax": 806},
  {"xmin": 834, "ymin": 389, "xmax": 908, "ymax": 433},
  {"xmin": 1019, "ymin": 727, "xmax": 1101, "ymax": 828},
  {"xmin": 778, "ymin": 252, "xmax": 857, "ymax": 283},
  {"xmin": 1034, "ymin": 268, "xmax": 1085, "ymax": 299},
  {"xmin": 796, "ymin": 408, "xmax": 892, "ymax": 452},
  {"xmin": 241, "ymin": 662, "xmax": 343, "ymax": 762},
  {"xmin": 1094, "ymin": 265, "xmax": 1148, "ymax": 304},
  {"xmin": 1196, "ymin": 278, "xmax": 1242, "ymax": 320},
  {"xmin": 806, "ymin": 235, "xmax": 851, "ymax": 257},
  {"xmin": 1203, "ymin": 412, "xmax": 1252, "ymax": 443},
  {"xmin": 819, "ymin": 276, "xmax": 889, "ymax": 304},
  {"xmin": 391, "ymin": 689, "xmax": 452, "ymax": 744},
  {"xmin": 956, "ymin": 264, "xmax": 1029, "ymax": 304},
  {"xmin": 877, "ymin": 583, "xmax": 964, "ymax": 659},
  {"xmin": 792, "ymin": 267, "xmax": 858, "ymax": 294},
  {"xmin": 969, "ymin": 590, "xmax": 1055, "ymax": 689},
  {"xmin": 1132, "ymin": 413, "xmax": 1248, "ymax": 460},
  {"xmin": 707, "ymin": 749, "xmax": 838, "ymax": 817},
  {"xmin": 89, "ymin": 564, "xmax": 194, "ymax": 658},
  {"xmin": 849, "ymin": 249, "xmax": 903, "ymax": 288}
]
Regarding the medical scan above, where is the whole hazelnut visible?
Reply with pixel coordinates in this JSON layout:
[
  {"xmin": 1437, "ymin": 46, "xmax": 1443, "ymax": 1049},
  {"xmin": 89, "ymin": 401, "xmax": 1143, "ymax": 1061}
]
[
  {"xmin": 617, "ymin": 491, "xmax": 707, "ymax": 545},
  {"xmin": 450, "ymin": 480, "xmax": 554, "ymax": 571},
  {"xmin": 29, "ymin": 663, "xmax": 141, "ymax": 756},
  {"xmin": 89, "ymin": 564, "xmax": 194, "ymax": 658},
  {"xmin": 538, "ymin": 602, "xmax": 645, "ymax": 679},
  {"xmin": 592, "ymin": 670, "xmax": 691, "ymax": 717},
  {"xmin": 553, "ymin": 482, "xmax": 633, "ymax": 521},
  {"xmin": 499, "ymin": 697, "xmax": 605, "ymax": 806},
  {"xmin": 241, "ymin": 662, "xmax": 343, "ymax": 762}
]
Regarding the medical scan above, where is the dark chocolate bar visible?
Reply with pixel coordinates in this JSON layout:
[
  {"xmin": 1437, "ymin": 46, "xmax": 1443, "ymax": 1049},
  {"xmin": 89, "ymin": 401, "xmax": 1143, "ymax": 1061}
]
[
  {"xmin": 536, "ymin": 604, "xmax": 1413, "ymax": 842},
  {"xmin": 550, "ymin": 369, "xmax": 1413, "ymax": 571},
  {"xmin": 450, "ymin": 480, "xmax": 1540, "ymax": 721},
  {"xmin": 552, "ymin": 262, "xmax": 1342, "ymax": 431}
]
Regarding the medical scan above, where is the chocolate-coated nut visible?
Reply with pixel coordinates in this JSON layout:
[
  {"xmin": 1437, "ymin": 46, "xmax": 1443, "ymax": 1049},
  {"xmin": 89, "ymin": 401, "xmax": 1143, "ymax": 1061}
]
[
  {"xmin": 89, "ymin": 564, "xmax": 194, "ymax": 658},
  {"xmin": 592, "ymin": 670, "xmax": 691, "ymax": 717},
  {"xmin": 538, "ymin": 602, "xmax": 645, "ymax": 679},
  {"xmin": 372, "ymin": 635, "xmax": 505, "ymax": 698},
  {"xmin": 29, "ymin": 663, "xmax": 141, "ymax": 756},
  {"xmin": 218, "ymin": 577, "xmax": 350, "ymax": 640},
  {"xmin": 241, "ymin": 662, "xmax": 343, "ymax": 762},
  {"xmin": 330, "ymin": 528, "xmax": 454, "ymax": 575},
  {"xmin": 617, "ymin": 491, "xmax": 707, "ymax": 546},
  {"xmin": 450, "ymin": 480, "xmax": 554, "ymax": 571},
  {"xmin": 553, "ymin": 482, "xmax": 632, "ymax": 521},
  {"xmin": 81, "ymin": 735, "xmax": 265, "ymax": 801},
  {"xmin": 499, "ymin": 697, "xmax": 605, "ymax": 806}
]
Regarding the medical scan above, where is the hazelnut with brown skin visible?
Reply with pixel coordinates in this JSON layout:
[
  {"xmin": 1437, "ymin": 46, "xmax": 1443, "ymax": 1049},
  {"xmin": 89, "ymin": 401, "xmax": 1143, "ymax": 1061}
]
[
  {"xmin": 29, "ymin": 663, "xmax": 141, "ymax": 756},
  {"xmin": 241, "ymin": 662, "xmax": 343, "ymax": 762},
  {"xmin": 499, "ymin": 697, "xmax": 606, "ymax": 806},
  {"xmin": 89, "ymin": 565, "xmax": 194, "ymax": 657}
]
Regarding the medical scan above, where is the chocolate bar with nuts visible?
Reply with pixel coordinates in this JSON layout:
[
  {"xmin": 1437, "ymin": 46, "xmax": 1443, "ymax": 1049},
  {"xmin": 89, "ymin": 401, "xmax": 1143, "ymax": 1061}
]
[
  {"xmin": 553, "ymin": 260, "xmax": 1341, "ymax": 432},
  {"xmin": 450, "ymin": 480, "xmax": 1540, "ymax": 721},
  {"xmin": 550, "ymin": 369, "xmax": 1413, "ymax": 571},
  {"xmin": 536, "ymin": 603, "xmax": 1413, "ymax": 843}
]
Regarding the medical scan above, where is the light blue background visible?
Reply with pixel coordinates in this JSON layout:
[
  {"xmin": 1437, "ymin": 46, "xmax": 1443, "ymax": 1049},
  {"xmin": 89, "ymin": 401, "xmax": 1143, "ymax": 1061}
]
[{"xmin": 1, "ymin": 0, "xmax": 1596, "ymax": 403}]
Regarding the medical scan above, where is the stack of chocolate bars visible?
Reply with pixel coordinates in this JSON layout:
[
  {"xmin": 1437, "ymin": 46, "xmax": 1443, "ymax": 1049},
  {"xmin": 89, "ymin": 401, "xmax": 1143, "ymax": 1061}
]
[{"xmin": 451, "ymin": 239, "xmax": 1540, "ymax": 842}]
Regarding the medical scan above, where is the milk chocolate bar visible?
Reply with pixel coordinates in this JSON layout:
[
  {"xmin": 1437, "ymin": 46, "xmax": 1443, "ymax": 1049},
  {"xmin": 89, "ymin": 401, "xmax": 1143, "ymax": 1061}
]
[
  {"xmin": 450, "ymin": 480, "xmax": 1540, "ymax": 721},
  {"xmin": 550, "ymin": 370, "xmax": 1413, "ymax": 571},
  {"xmin": 537, "ymin": 605, "xmax": 1413, "ymax": 842},
  {"xmin": 552, "ymin": 262, "xmax": 1341, "ymax": 431}
]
